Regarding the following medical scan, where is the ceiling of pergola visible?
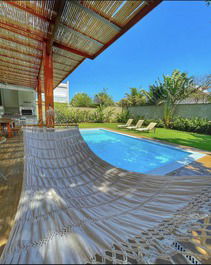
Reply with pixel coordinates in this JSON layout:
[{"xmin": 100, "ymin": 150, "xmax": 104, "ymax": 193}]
[{"xmin": 0, "ymin": 0, "xmax": 162, "ymax": 92}]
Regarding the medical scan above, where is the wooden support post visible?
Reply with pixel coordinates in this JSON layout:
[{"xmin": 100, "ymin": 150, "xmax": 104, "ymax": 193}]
[
  {"xmin": 44, "ymin": 43, "xmax": 54, "ymax": 128},
  {"xmin": 37, "ymin": 78, "xmax": 43, "ymax": 127}
]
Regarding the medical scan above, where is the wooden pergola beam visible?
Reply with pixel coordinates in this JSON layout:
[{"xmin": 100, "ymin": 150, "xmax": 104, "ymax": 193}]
[
  {"xmin": 0, "ymin": 34, "xmax": 43, "ymax": 51},
  {"xmin": 37, "ymin": 78, "xmax": 43, "ymax": 127},
  {"xmin": 54, "ymin": 60, "xmax": 75, "ymax": 67},
  {"xmin": 0, "ymin": 53, "xmax": 40, "ymax": 66},
  {"xmin": 93, "ymin": 0, "xmax": 163, "ymax": 59},
  {"xmin": 0, "ymin": 58, "xmax": 39, "ymax": 71},
  {"xmin": 0, "ymin": 22, "xmax": 44, "ymax": 42},
  {"xmin": 0, "ymin": 66, "xmax": 36, "ymax": 77},
  {"xmin": 0, "ymin": 21, "xmax": 46, "ymax": 41},
  {"xmin": 0, "ymin": 69, "xmax": 36, "ymax": 80},
  {"xmin": 0, "ymin": 44, "xmax": 42, "ymax": 59},
  {"xmin": 46, "ymin": 0, "xmax": 66, "ymax": 55},
  {"xmin": 0, "ymin": 79, "xmax": 36, "ymax": 88},
  {"xmin": 0, "ymin": 76, "xmax": 36, "ymax": 85},
  {"xmin": 54, "ymin": 59, "xmax": 85, "ymax": 88},
  {"xmin": 53, "ymin": 51, "xmax": 80, "ymax": 63},
  {"xmin": 44, "ymin": 43, "xmax": 54, "ymax": 127},
  {"xmin": 54, "ymin": 42, "xmax": 91, "ymax": 59},
  {"xmin": 73, "ymin": 1, "xmax": 121, "ymax": 32},
  {"xmin": 62, "ymin": 23, "xmax": 104, "ymax": 46}
]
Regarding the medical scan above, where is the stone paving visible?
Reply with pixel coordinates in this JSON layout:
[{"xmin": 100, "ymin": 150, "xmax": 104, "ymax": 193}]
[{"xmin": 168, "ymin": 157, "xmax": 211, "ymax": 176}]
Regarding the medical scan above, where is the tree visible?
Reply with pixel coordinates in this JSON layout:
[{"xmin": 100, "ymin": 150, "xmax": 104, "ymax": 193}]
[
  {"xmin": 143, "ymin": 70, "xmax": 198, "ymax": 127},
  {"xmin": 71, "ymin": 93, "xmax": 93, "ymax": 107},
  {"xmin": 94, "ymin": 88, "xmax": 114, "ymax": 107},
  {"xmin": 194, "ymin": 74, "xmax": 211, "ymax": 92},
  {"xmin": 191, "ymin": 75, "xmax": 211, "ymax": 103},
  {"xmin": 119, "ymin": 87, "xmax": 146, "ymax": 107}
]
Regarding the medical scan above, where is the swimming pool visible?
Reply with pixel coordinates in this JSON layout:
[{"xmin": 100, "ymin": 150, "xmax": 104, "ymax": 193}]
[{"xmin": 80, "ymin": 129, "xmax": 204, "ymax": 175}]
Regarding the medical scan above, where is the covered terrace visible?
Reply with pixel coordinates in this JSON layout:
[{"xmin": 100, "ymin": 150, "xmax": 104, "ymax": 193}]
[{"xmin": 0, "ymin": 0, "xmax": 161, "ymax": 126}]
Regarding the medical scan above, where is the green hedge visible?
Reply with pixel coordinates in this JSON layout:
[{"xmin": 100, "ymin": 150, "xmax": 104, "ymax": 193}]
[
  {"xmin": 55, "ymin": 104, "xmax": 211, "ymax": 135},
  {"xmin": 55, "ymin": 105, "xmax": 116, "ymax": 123},
  {"xmin": 131, "ymin": 115, "xmax": 211, "ymax": 135}
]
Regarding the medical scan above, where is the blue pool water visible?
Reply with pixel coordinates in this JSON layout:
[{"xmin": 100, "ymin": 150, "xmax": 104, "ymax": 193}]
[{"xmin": 80, "ymin": 129, "xmax": 202, "ymax": 174}]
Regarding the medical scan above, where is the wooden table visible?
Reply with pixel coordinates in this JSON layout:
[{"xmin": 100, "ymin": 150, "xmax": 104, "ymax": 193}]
[{"xmin": 0, "ymin": 119, "xmax": 15, "ymax": 138}]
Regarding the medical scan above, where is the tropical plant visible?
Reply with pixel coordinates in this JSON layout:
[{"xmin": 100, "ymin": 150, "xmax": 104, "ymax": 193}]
[
  {"xmin": 71, "ymin": 93, "xmax": 93, "ymax": 107},
  {"xmin": 120, "ymin": 87, "xmax": 146, "ymax": 107},
  {"xmin": 116, "ymin": 109, "xmax": 130, "ymax": 123},
  {"xmin": 94, "ymin": 88, "xmax": 114, "ymax": 107},
  {"xmin": 143, "ymin": 70, "xmax": 199, "ymax": 127}
]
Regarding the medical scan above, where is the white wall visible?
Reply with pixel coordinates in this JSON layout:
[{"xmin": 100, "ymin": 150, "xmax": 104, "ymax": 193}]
[
  {"xmin": 54, "ymin": 81, "xmax": 69, "ymax": 103},
  {"xmin": 0, "ymin": 88, "xmax": 36, "ymax": 115}
]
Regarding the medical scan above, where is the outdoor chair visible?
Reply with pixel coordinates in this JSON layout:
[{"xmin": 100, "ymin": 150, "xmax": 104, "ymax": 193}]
[
  {"xmin": 126, "ymin": 120, "xmax": 144, "ymax": 130},
  {"xmin": 136, "ymin": 122, "xmax": 157, "ymax": 133},
  {"xmin": 117, "ymin": 119, "xmax": 133, "ymax": 128}
]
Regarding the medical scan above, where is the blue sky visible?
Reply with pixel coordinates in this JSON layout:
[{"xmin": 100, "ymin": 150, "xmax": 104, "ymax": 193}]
[{"xmin": 64, "ymin": 1, "xmax": 211, "ymax": 102}]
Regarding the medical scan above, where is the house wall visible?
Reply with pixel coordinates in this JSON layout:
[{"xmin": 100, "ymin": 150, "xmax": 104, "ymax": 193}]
[{"xmin": 129, "ymin": 103, "xmax": 211, "ymax": 120}]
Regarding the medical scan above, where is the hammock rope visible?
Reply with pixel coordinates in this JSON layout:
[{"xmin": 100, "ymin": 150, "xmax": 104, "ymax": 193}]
[{"xmin": 1, "ymin": 127, "xmax": 210, "ymax": 264}]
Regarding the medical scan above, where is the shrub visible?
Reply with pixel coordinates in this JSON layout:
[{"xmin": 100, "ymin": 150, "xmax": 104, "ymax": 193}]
[
  {"xmin": 116, "ymin": 109, "xmax": 130, "ymax": 123},
  {"xmin": 55, "ymin": 105, "xmax": 118, "ymax": 124},
  {"xmin": 171, "ymin": 117, "xmax": 211, "ymax": 134}
]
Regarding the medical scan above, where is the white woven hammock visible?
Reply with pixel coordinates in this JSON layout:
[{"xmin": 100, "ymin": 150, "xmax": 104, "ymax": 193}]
[{"xmin": 1, "ymin": 127, "xmax": 211, "ymax": 264}]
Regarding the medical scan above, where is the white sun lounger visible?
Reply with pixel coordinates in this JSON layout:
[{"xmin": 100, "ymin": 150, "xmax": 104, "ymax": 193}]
[
  {"xmin": 117, "ymin": 118, "xmax": 133, "ymax": 128},
  {"xmin": 136, "ymin": 122, "xmax": 157, "ymax": 133},
  {"xmin": 126, "ymin": 120, "xmax": 144, "ymax": 130}
]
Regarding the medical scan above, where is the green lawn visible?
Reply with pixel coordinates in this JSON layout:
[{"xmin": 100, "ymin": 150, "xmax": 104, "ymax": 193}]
[{"xmin": 79, "ymin": 123, "xmax": 211, "ymax": 152}]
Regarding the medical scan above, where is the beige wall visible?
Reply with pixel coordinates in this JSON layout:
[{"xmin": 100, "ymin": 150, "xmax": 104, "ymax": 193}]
[{"xmin": 129, "ymin": 103, "xmax": 211, "ymax": 120}]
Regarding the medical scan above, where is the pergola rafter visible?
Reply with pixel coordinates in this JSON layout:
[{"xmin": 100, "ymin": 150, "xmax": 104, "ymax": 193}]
[
  {"xmin": 0, "ymin": 0, "xmax": 162, "ymax": 126},
  {"xmin": 0, "ymin": 34, "xmax": 43, "ymax": 51},
  {"xmin": 6, "ymin": 1, "xmax": 52, "ymax": 22},
  {"xmin": 0, "ymin": 58, "xmax": 39, "ymax": 71},
  {"xmin": 0, "ymin": 64, "xmax": 38, "ymax": 75},
  {"xmin": 0, "ymin": 44, "xmax": 42, "ymax": 59},
  {"xmin": 0, "ymin": 53, "xmax": 40, "ymax": 66}
]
